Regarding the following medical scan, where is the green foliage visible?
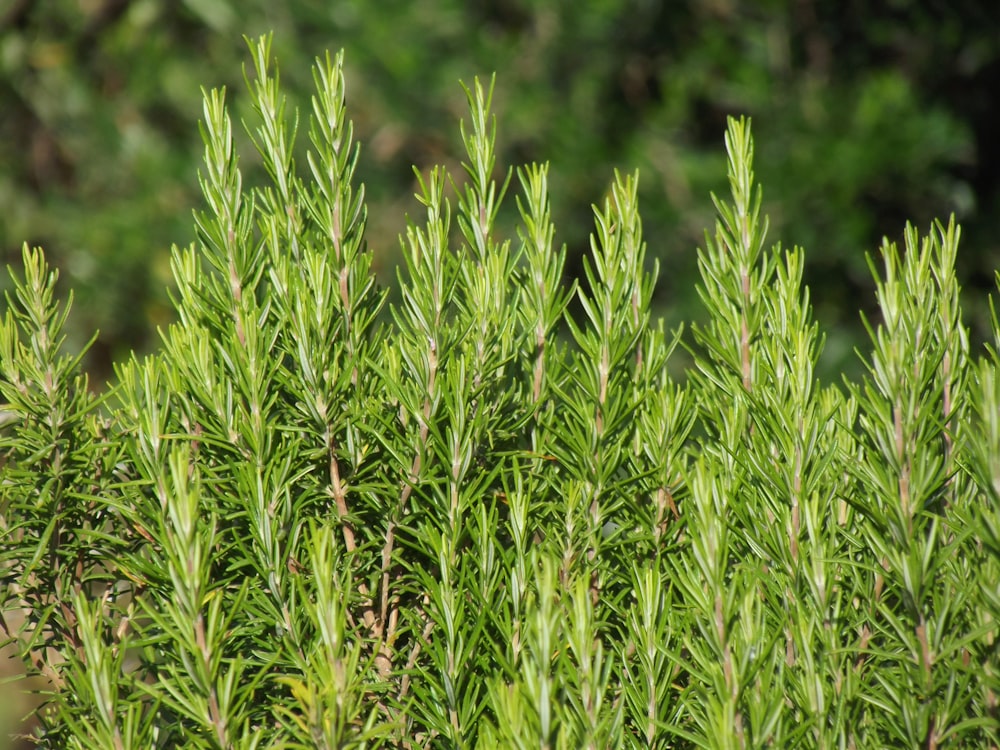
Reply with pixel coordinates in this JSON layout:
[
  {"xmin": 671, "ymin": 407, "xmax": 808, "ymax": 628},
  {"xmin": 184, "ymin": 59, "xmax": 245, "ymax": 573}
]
[{"xmin": 3, "ymin": 36, "xmax": 1000, "ymax": 748}]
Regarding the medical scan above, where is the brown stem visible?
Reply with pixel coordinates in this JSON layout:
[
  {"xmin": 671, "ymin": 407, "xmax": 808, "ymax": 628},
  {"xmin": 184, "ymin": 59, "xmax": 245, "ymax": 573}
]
[
  {"xmin": 194, "ymin": 613, "xmax": 228, "ymax": 748},
  {"xmin": 328, "ymin": 430, "xmax": 388, "ymax": 683},
  {"xmin": 399, "ymin": 602, "xmax": 435, "ymax": 702},
  {"xmin": 329, "ymin": 432, "xmax": 354, "ymax": 552}
]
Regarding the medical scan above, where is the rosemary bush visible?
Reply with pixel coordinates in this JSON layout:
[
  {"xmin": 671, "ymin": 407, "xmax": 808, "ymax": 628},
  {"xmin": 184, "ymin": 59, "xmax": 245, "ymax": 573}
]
[{"xmin": 2, "ymin": 36, "xmax": 999, "ymax": 748}]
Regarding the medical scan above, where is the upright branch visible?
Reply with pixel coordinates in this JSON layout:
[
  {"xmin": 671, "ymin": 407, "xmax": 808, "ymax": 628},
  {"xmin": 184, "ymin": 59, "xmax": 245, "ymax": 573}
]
[
  {"xmin": 516, "ymin": 164, "xmax": 570, "ymax": 409},
  {"xmin": 558, "ymin": 171, "xmax": 655, "ymax": 589},
  {"xmin": 694, "ymin": 117, "xmax": 772, "ymax": 406},
  {"xmin": 849, "ymin": 219, "xmax": 974, "ymax": 747}
]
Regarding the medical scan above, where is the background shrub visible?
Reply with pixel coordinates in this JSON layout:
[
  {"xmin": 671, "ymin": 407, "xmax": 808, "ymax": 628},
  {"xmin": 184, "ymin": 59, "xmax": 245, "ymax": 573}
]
[{"xmin": 2, "ymin": 2, "xmax": 999, "ymax": 379}]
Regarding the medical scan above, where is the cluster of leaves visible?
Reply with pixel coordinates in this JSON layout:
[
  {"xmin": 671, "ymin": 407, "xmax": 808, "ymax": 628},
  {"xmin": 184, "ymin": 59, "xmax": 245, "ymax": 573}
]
[{"xmin": 2, "ymin": 36, "xmax": 1000, "ymax": 748}]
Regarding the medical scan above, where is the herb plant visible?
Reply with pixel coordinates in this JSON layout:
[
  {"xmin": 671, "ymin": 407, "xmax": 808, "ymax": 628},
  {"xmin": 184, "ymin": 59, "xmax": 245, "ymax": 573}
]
[{"xmin": 2, "ymin": 35, "xmax": 998, "ymax": 748}]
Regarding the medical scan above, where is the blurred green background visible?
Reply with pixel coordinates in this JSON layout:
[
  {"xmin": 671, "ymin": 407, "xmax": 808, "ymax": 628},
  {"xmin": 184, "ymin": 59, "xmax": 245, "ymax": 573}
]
[{"xmin": 2, "ymin": 0, "xmax": 1000, "ymax": 383}]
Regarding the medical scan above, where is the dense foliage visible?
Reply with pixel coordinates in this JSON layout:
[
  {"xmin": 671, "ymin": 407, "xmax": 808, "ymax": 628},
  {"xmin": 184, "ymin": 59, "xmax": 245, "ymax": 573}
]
[
  {"xmin": 2, "ymin": 2, "xmax": 999, "ymax": 378},
  {"xmin": 2, "ymin": 37, "xmax": 1000, "ymax": 748}
]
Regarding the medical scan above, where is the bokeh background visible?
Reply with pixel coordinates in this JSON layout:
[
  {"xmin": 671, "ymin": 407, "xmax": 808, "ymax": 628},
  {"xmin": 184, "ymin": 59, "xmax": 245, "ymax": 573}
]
[
  {"xmin": 3, "ymin": 1, "xmax": 1000, "ymax": 382},
  {"xmin": 2, "ymin": 1, "xmax": 1000, "ymax": 744}
]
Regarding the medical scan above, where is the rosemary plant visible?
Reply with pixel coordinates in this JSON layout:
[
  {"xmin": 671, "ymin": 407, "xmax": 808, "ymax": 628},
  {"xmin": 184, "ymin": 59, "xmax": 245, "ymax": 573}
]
[{"xmin": 2, "ymin": 35, "xmax": 999, "ymax": 748}]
